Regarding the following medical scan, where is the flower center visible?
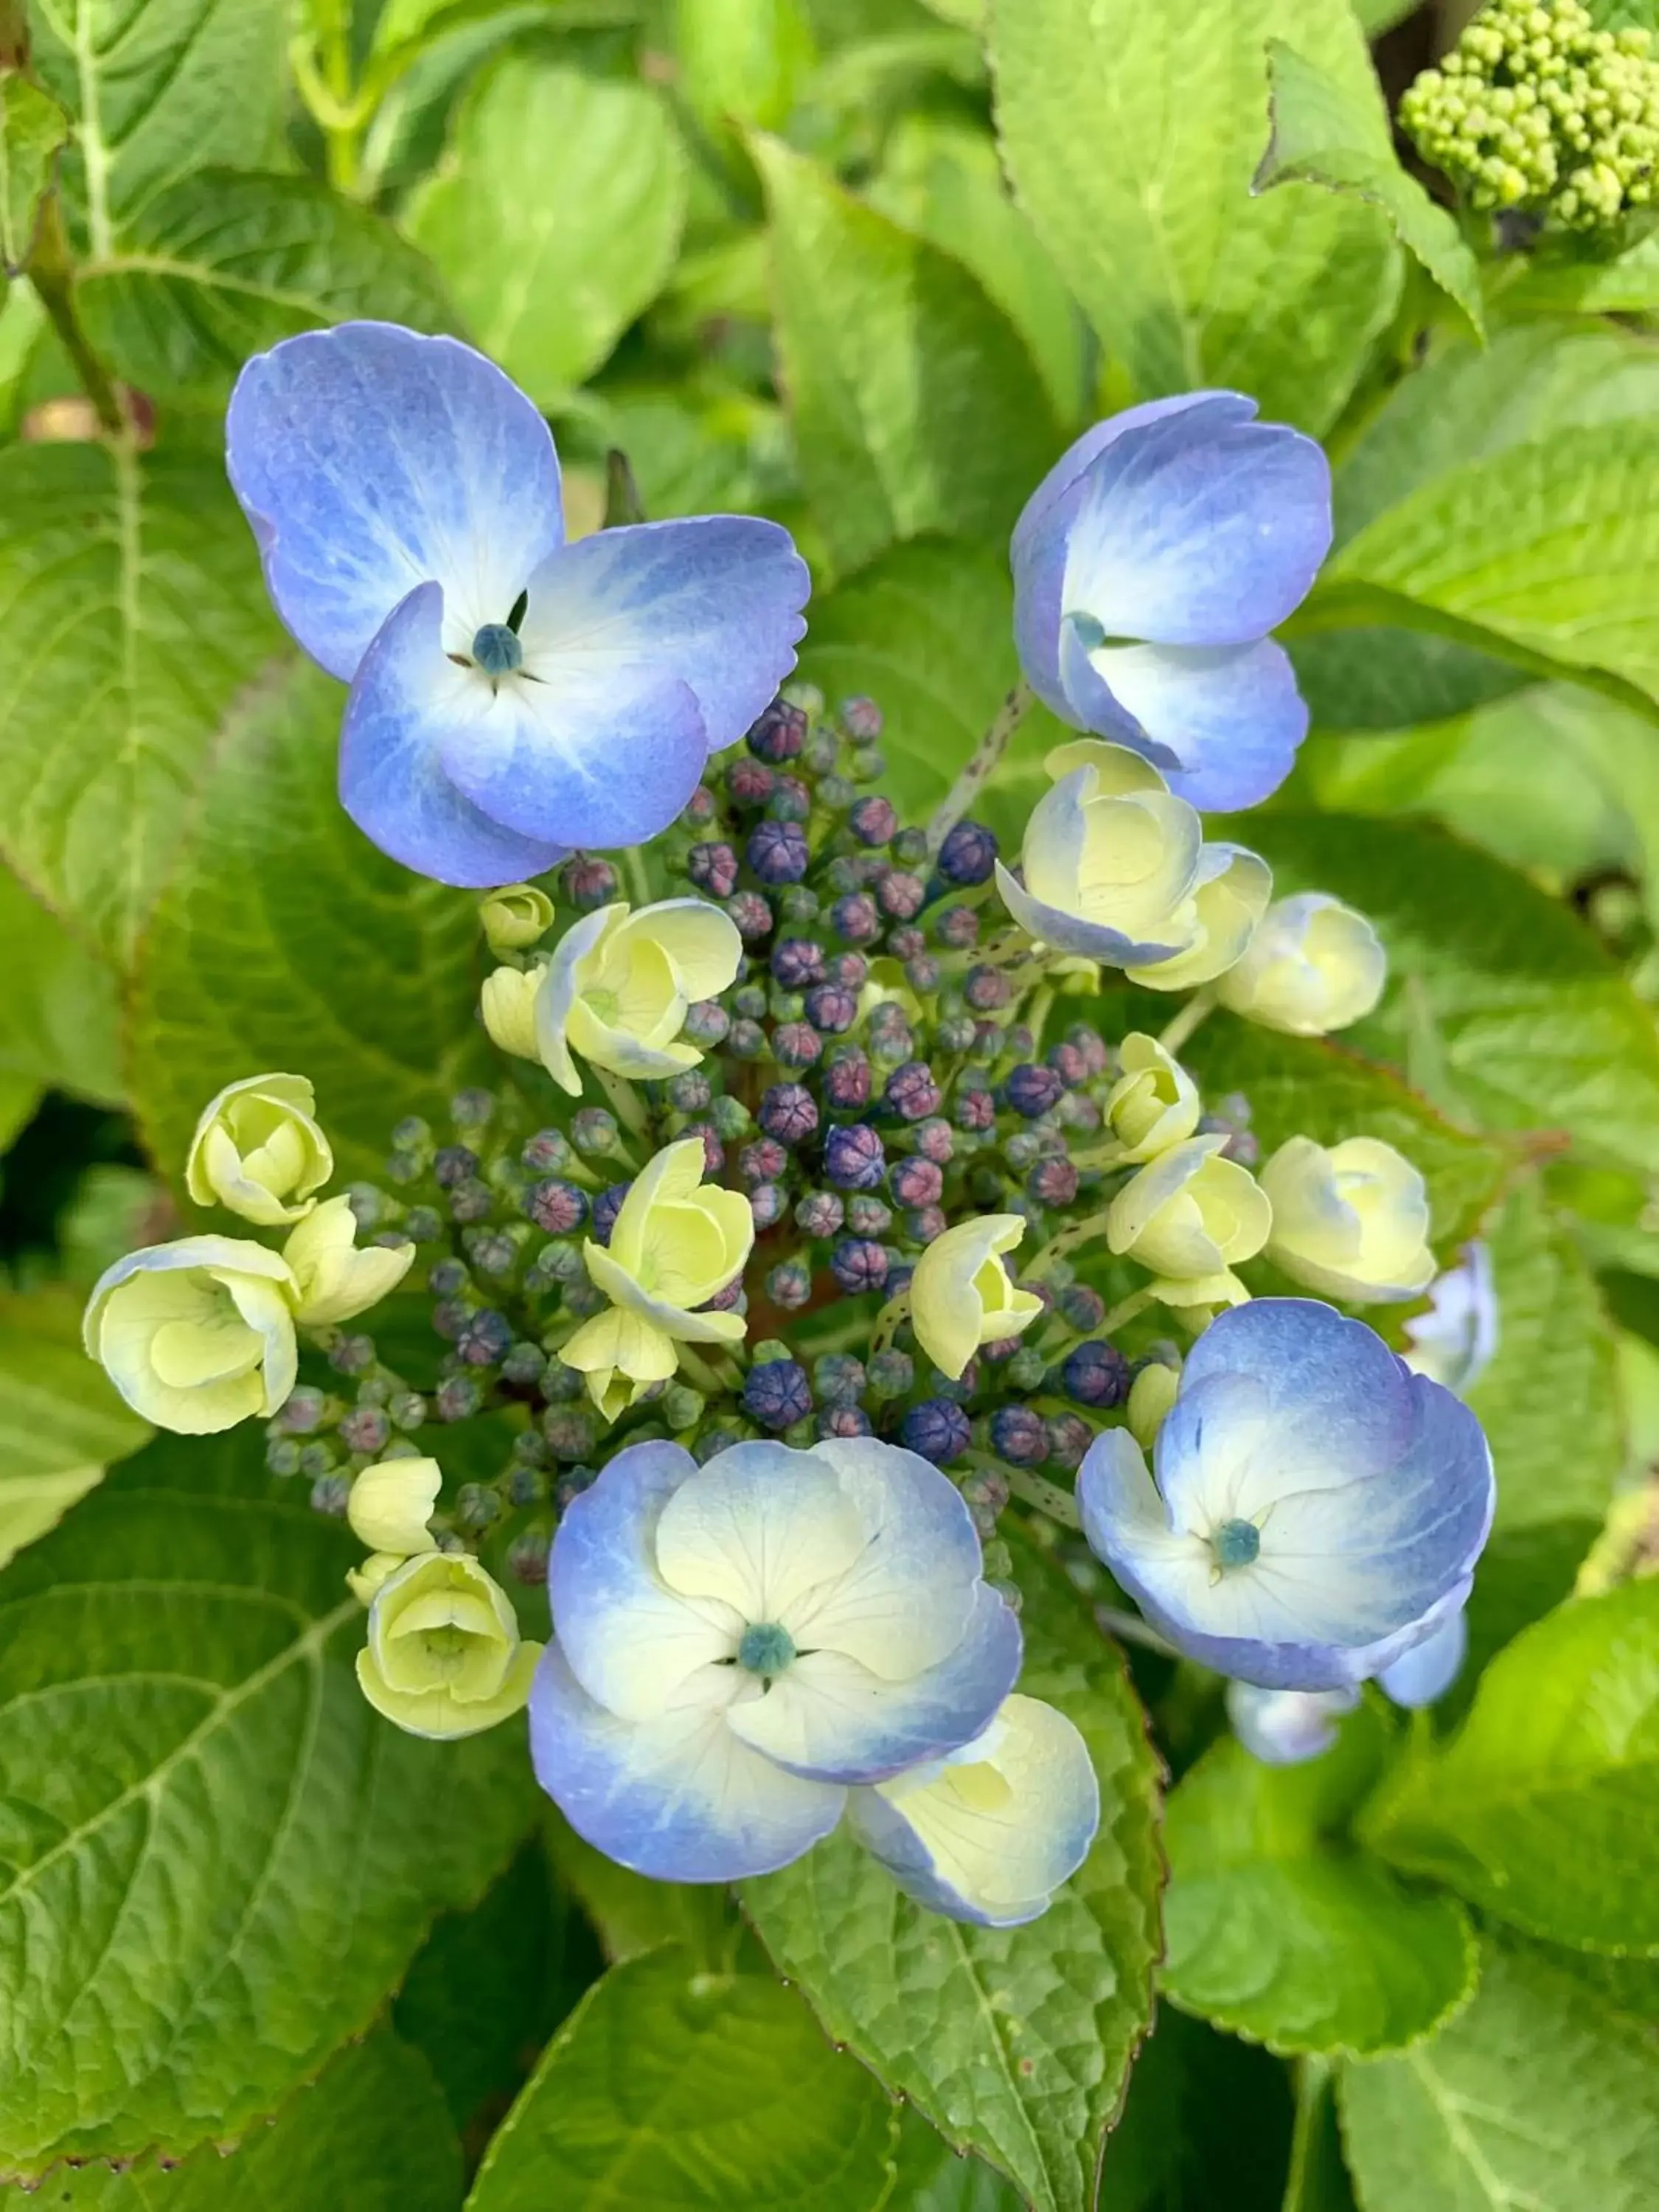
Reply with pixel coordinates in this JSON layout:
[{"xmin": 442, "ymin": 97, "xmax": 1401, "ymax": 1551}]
[
  {"xmin": 470, "ymin": 622, "xmax": 524, "ymax": 677},
  {"xmin": 737, "ymin": 1621, "xmax": 796, "ymax": 1677},
  {"xmin": 1211, "ymin": 1517, "xmax": 1261, "ymax": 1571}
]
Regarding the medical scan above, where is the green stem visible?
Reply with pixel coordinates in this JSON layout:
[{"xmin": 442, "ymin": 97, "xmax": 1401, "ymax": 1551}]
[
  {"xmin": 1156, "ymin": 987, "xmax": 1217, "ymax": 1057},
  {"xmin": 674, "ymin": 1343, "xmax": 727, "ymax": 1394},
  {"xmin": 590, "ymin": 1065, "xmax": 650, "ymax": 1141},
  {"xmin": 870, "ymin": 1288, "xmax": 911, "ymax": 1359},
  {"xmin": 27, "ymin": 198, "xmax": 125, "ymax": 437},
  {"xmin": 926, "ymin": 684, "xmax": 1033, "ymax": 857},
  {"xmin": 621, "ymin": 844, "xmax": 653, "ymax": 907},
  {"xmin": 1003, "ymin": 1463, "xmax": 1081, "ymax": 1529},
  {"xmin": 1096, "ymin": 1604, "xmax": 1178, "ymax": 1659}
]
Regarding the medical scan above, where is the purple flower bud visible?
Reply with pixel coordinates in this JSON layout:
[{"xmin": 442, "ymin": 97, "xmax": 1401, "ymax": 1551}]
[
  {"xmin": 740, "ymin": 1137, "xmax": 789, "ymax": 1185},
  {"xmin": 937, "ymin": 820, "xmax": 998, "ymax": 886},
  {"xmin": 748, "ymin": 698, "xmax": 808, "ymax": 762},
  {"xmin": 900, "ymin": 1397, "xmax": 972, "ymax": 1466},
  {"xmin": 905, "ymin": 1206, "xmax": 948, "ymax": 1245},
  {"xmin": 877, "ymin": 870, "xmax": 926, "ymax": 921},
  {"xmin": 684, "ymin": 998, "xmax": 731, "ymax": 1048},
  {"xmin": 726, "ymin": 889, "xmax": 775, "ymax": 942},
  {"xmin": 795, "ymin": 1189, "xmax": 844, "ymax": 1238},
  {"xmin": 890, "ymin": 1155, "xmax": 943, "ymax": 1208},
  {"xmin": 912, "ymin": 1117, "xmax": 955, "ymax": 1163},
  {"xmin": 804, "ymin": 984, "xmax": 858, "ymax": 1034},
  {"xmin": 456, "ymin": 1307, "xmax": 512, "ymax": 1367},
  {"xmin": 823, "ymin": 1046, "xmax": 872, "ymax": 1108},
  {"xmin": 768, "ymin": 774, "xmax": 811, "ymax": 824},
  {"xmin": 885, "ymin": 1061, "xmax": 942, "ymax": 1122},
  {"xmin": 339, "ymin": 1406, "xmax": 390, "ymax": 1455},
  {"xmin": 759, "ymin": 1083, "xmax": 818, "ymax": 1146},
  {"xmin": 1063, "ymin": 1340, "xmax": 1132, "ymax": 1410},
  {"xmin": 448, "ymin": 1176, "xmax": 493, "ymax": 1223},
  {"xmin": 824, "ymin": 1121, "xmax": 886, "ymax": 1190},
  {"xmin": 1046, "ymin": 1413, "xmax": 1093, "ymax": 1472},
  {"xmin": 747, "ymin": 819, "xmax": 809, "ymax": 886},
  {"xmin": 681, "ymin": 783, "xmax": 717, "ymax": 828},
  {"xmin": 522, "ymin": 1128, "xmax": 576, "ymax": 1175},
  {"xmin": 965, "ymin": 965, "xmax": 1012, "ymax": 1012},
  {"xmin": 867, "ymin": 1348, "xmax": 914, "ymax": 1399},
  {"xmin": 771, "ymin": 936, "xmax": 825, "ymax": 989},
  {"xmin": 728, "ymin": 1018, "xmax": 767, "ymax": 1060},
  {"xmin": 1067, "ymin": 1023, "xmax": 1112, "ymax": 1077},
  {"xmin": 831, "ymin": 892, "xmax": 882, "ymax": 945},
  {"xmin": 773, "ymin": 1020, "xmax": 821, "ymax": 1069},
  {"xmin": 765, "ymin": 1258, "xmax": 814, "ymax": 1310},
  {"xmin": 1047, "ymin": 1040, "xmax": 1091, "ymax": 1089},
  {"xmin": 826, "ymin": 951, "xmax": 869, "ymax": 990},
  {"xmin": 990, "ymin": 1405, "xmax": 1048, "ymax": 1467},
  {"xmin": 846, "ymin": 1194, "xmax": 893, "ymax": 1237},
  {"xmin": 733, "ymin": 983, "xmax": 767, "ymax": 1019},
  {"xmin": 667, "ymin": 1069, "xmax": 714, "ymax": 1113},
  {"xmin": 701, "ymin": 1278, "xmax": 746, "ymax": 1313},
  {"xmin": 727, "ymin": 756, "xmax": 776, "ymax": 808},
  {"xmin": 953, "ymin": 1084, "xmax": 997, "ymax": 1132},
  {"xmin": 681, "ymin": 1122, "xmax": 726, "ymax": 1175},
  {"xmin": 571, "ymin": 1107, "xmax": 620, "ymax": 1156},
  {"xmin": 543, "ymin": 1407, "xmax": 598, "ymax": 1461},
  {"xmin": 1006, "ymin": 1063, "xmax": 1065, "ymax": 1119},
  {"xmin": 933, "ymin": 904, "xmax": 980, "ymax": 950},
  {"xmin": 1028, "ymin": 1157, "xmax": 1079, "ymax": 1206},
  {"xmin": 818, "ymin": 1405, "xmax": 873, "ymax": 1438},
  {"xmin": 590, "ymin": 1183, "xmax": 632, "ymax": 1243},
  {"xmin": 905, "ymin": 954, "xmax": 942, "ymax": 992},
  {"xmin": 429, "ymin": 1258, "xmax": 470, "ymax": 1297},
  {"xmin": 813, "ymin": 1352, "xmax": 867, "ymax": 1405},
  {"xmin": 563, "ymin": 856, "xmax": 618, "ymax": 909},
  {"xmin": 433, "ymin": 1143, "xmax": 479, "ymax": 1189},
  {"xmin": 743, "ymin": 1358, "xmax": 813, "ymax": 1430},
  {"xmin": 841, "ymin": 695, "xmax": 883, "ymax": 742},
  {"xmin": 849, "ymin": 795, "xmax": 898, "ymax": 847},
  {"xmin": 688, "ymin": 841, "xmax": 740, "ymax": 898},
  {"xmin": 526, "ymin": 1178, "xmax": 588, "ymax": 1234},
  {"xmin": 1059, "ymin": 1283, "xmax": 1106, "ymax": 1333},
  {"xmin": 750, "ymin": 1183, "xmax": 787, "ymax": 1230}
]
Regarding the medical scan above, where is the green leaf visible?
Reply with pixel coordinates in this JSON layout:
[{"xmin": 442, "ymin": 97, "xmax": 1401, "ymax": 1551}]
[
  {"xmin": 1256, "ymin": 40, "xmax": 1483, "ymax": 336},
  {"xmin": 989, "ymin": 0, "xmax": 1401, "ymax": 434},
  {"xmin": 1096, "ymin": 2006, "xmax": 1294, "ymax": 2212},
  {"xmin": 28, "ymin": 0, "xmax": 288, "ymax": 249},
  {"xmin": 75, "ymin": 170, "xmax": 456, "ymax": 402},
  {"xmin": 406, "ymin": 58, "xmax": 686, "ymax": 407},
  {"xmin": 0, "ymin": 864, "xmax": 123, "ymax": 1107},
  {"xmin": 676, "ymin": 0, "xmax": 818, "ymax": 133},
  {"xmin": 0, "ymin": 1433, "xmax": 538, "ymax": 2177},
  {"xmin": 1339, "ymin": 1937, "xmax": 1659, "ymax": 2212},
  {"xmin": 1282, "ymin": 2058, "xmax": 1360, "ymax": 2212},
  {"xmin": 0, "ymin": 1287, "xmax": 147, "ymax": 1573},
  {"xmin": 1353, "ymin": 0, "xmax": 1419, "ymax": 29},
  {"xmin": 1363, "ymin": 1579, "xmax": 1659, "ymax": 1955},
  {"xmin": 20, "ymin": 2028, "xmax": 465, "ymax": 2209},
  {"xmin": 751, "ymin": 135, "xmax": 1059, "ymax": 577},
  {"xmin": 1501, "ymin": 229, "xmax": 1659, "ymax": 315},
  {"xmin": 126, "ymin": 661, "xmax": 492, "ymax": 1192},
  {"xmin": 543, "ymin": 1807, "xmax": 738, "ymax": 1969},
  {"xmin": 1237, "ymin": 810, "xmax": 1659, "ymax": 1178},
  {"xmin": 463, "ymin": 1947, "xmax": 901, "ymax": 2211},
  {"xmin": 1161, "ymin": 1705, "xmax": 1475, "ymax": 2058},
  {"xmin": 0, "ymin": 439, "xmax": 284, "ymax": 964},
  {"xmin": 742, "ymin": 1529, "xmax": 1163, "ymax": 2212},
  {"xmin": 870, "ymin": 114, "xmax": 1088, "ymax": 426},
  {"xmin": 0, "ymin": 72, "xmax": 69, "ymax": 273},
  {"xmin": 1319, "ymin": 417, "xmax": 1659, "ymax": 717}
]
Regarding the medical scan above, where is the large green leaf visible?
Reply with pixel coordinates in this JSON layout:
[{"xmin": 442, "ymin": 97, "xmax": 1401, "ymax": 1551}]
[
  {"xmin": 1256, "ymin": 39, "xmax": 1483, "ymax": 335},
  {"xmin": 463, "ymin": 1947, "xmax": 901, "ymax": 2211},
  {"xmin": 989, "ymin": 0, "xmax": 1400, "ymax": 433},
  {"xmin": 126, "ymin": 661, "xmax": 491, "ymax": 1192},
  {"xmin": 0, "ymin": 439, "xmax": 284, "ymax": 963},
  {"xmin": 1363, "ymin": 1579, "xmax": 1659, "ymax": 1955},
  {"xmin": 76, "ymin": 170, "xmax": 456, "ymax": 400},
  {"xmin": 0, "ymin": 865, "xmax": 123, "ymax": 1107},
  {"xmin": 28, "ymin": 0, "xmax": 288, "ymax": 250},
  {"xmin": 19, "ymin": 2029, "xmax": 465, "ymax": 2209},
  {"xmin": 543, "ymin": 1807, "xmax": 737, "ymax": 1969},
  {"xmin": 0, "ymin": 1288, "xmax": 147, "ymax": 1574},
  {"xmin": 1160, "ymin": 1705, "xmax": 1475, "ymax": 2058},
  {"xmin": 406, "ymin": 57, "xmax": 686, "ymax": 406},
  {"xmin": 751, "ymin": 136, "xmax": 1059, "ymax": 577},
  {"xmin": 1238, "ymin": 810, "xmax": 1659, "ymax": 1178},
  {"xmin": 742, "ymin": 1531, "xmax": 1163, "ymax": 2212},
  {"xmin": 1094, "ymin": 2006, "xmax": 1295, "ymax": 2212},
  {"xmin": 0, "ymin": 73, "xmax": 69, "ymax": 273},
  {"xmin": 0, "ymin": 1432, "xmax": 538, "ymax": 2177},
  {"xmin": 1339, "ymin": 1938, "xmax": 1659, "ymax": 2212}
]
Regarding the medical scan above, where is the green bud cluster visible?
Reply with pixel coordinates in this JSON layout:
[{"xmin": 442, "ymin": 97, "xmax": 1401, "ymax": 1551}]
[{"xmin": 1401, "ymin": 0, "xmax": 1659, "ymax": 231}]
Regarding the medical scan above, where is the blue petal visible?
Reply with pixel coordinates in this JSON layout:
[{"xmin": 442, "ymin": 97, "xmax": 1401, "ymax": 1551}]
[
  {"xmin": 1057, "ymin": 406, "xmax": 1332, "ymax": 648},
  {"xmin": 1071, "ymin": 640, "xmax": 1309, "ymax": 813},
  {"xmin": 337, "ymin": 583, "xmax": 568, "ymax": 886},
  {"xmin": 226, "ymin": 322, "xmax": 563, "ymax": 682},
  {"xmin": 529, "ymin": 1644, "xmax": 844, "ymax": 1882},
  {"xmin": 1226, "ymin": 1680, "xmax": 1359, "ymax": 1766},
  {"xmin": 1377, "ymin": 1606, "xmax": 1467, "ymax": 1708},
  {"xmin": 520, "ymin": 518, "xmax": 810, "ymax": 754},
  {"xmin": 1013, "ymin": 394, "xmax": 1265, "ymax": 713}
]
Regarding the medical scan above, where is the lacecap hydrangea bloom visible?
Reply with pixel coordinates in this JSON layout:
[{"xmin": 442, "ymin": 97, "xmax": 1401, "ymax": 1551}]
[
  {"xmin": 1011, "ymin": 395, "xmax": 1331, "ymax": 810},
  {"xmin": 1078, "ymin": 1299, "xmax": 1493, "ymax": 1690},
  {"xmin": 226, "ymin": 321, "xmax": 810, "ymax": 884},
  {"xmin": 531, "ymin": 1435, "xmax": 1029, "ymax": 1882}
]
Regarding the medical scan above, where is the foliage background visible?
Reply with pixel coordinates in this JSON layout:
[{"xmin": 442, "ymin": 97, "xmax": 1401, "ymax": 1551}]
[{"xmin": 0, "ymin": 0, "xmax": 1657, "ymax": 2206}]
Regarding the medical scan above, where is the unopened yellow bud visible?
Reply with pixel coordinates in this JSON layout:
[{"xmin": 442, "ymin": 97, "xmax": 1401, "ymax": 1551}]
[
  {"xmin": 1261, "ymin": 1137, "xmax": 1435, "ymax": 1304},
  {"xmin": 356, "ymin": 1552, "xmax": 541, "ymax": 1739},
  {"xmin": 481, "ymin": 963, "xmax": 545, "ymax": 1060},
  {"xmin": 1127, "ymin": 1361, "xmax": 1180, "ymax": 1447},
  {"xmin": 282, "ymin": 1194, "xmax": 414, "ymax": 1327},
  {"xmin": 184, "ymin": 1073, "xmax": 332, "ymax": 1226},
  {"xmin": 479, "ymin": 882, "xmax": 554, "ymax": 952},
  {"xmin": 1107, "ymin": 1136, "xmax": 1270, "ymax": 1306},
  {"xmin": 1215, "ymin": 894, "xmax": 1385, "ymax": 1037},
  {"xmin": 537, "ymin": 900, "xmax": 742, "ymax": 1094},
  {"xmin": 347, "ymin": 1455, "xmax": 442, "ymax": 1556},
  {"xmin": 1102, "ymin": 1034, "xmax": 1200, "ymax": 1163},
  {"xmin": 911, "ymin": 1214, "xmax": 1044, "ymax": 1381}
]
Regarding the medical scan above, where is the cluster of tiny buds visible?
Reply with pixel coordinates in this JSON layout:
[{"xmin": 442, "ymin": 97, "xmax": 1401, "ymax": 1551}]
[{"xmin": 260, "ymin": 685, "xmax": 1253, "ymax": 1604}]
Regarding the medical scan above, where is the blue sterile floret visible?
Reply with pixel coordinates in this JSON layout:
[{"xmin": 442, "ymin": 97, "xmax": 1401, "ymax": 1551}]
[{"xmin": 1402, "ymin": 0, "xmax": 1659, "ymax": 230}]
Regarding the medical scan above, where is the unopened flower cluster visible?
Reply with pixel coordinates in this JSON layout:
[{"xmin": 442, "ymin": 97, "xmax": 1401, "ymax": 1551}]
[
  {"xmin": 82, "ymin": 323, "xmax": 1498, "ymax": 1927},
  {"xmin": 1403, "ymin": 0, "xmax": 1659, "ymax": 230}
]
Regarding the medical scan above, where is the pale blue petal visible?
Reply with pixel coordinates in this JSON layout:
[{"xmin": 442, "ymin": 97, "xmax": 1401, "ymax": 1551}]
[
  {"xmin": 994, "ymin": 860, "xmax": 1193, "ymax": 966},
  {"xmin": 1012, "ymin": 394, "xmax": 1256, "ymax": 564},
  {"xmin": 1077, "ymin": 640, "xmax": 1310, "ymax": 813},
  {"xmin": 1059, "ymin": 406, "xmax": 1332, "ymax": 647},
  {"xmin": 226, "ymin": 321, "xmax": 563, "ymax": 682},
  {"xmin": 518, "ymin": 518, "xmax": 810, "ymax": 755},
  {"xmin": 1377, "ymin": 1607, "xmax": 1468, "ymax": 1708},
  {"xmin": 1227, "ymin": 1681, "xmax": 1359, "ymax": 1766},
  {"xmin": 529, "ymin": 1644, "xmax": 844, "ymax": 1882},
  {"xmin": 337, "ymin": 582, "xmax": 568, "ymax": 887}
]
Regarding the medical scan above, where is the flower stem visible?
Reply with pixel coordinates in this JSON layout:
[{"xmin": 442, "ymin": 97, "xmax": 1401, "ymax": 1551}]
[
  {"xmin": 871, "ymin": 1288, "xmax": 912, "ymax": 1358},
  {"xmin": 1002, "ymin": 1464, "xmax": 1081, "ymax": 1529},
  {"xmin": 621, "ymin": 844, "xmax": 653, "ymax": 908},
  {"xmin": 1095, "ymin": 1605, "xmax": 1178, "ymax": 1658},
  {"xmin": 1157, "ymin": 987, "xmax": 1217, "ymax": 1057},
  {"xmin": 674, "ymin": 1343, "xmax": 727, "ymax": 1394},
  {"xmin": 1099, "ymin": 1287, "xmax": 1155, "ymax": 1336},
  {"xmin": 590, "ymin": 1066, "xmax": 649, "ymax": 1144},
  {"xmin": 28, "ymin": 198, "xmax": 125, "ymax": 437},
  {"xmin": 926, "ymin": 684, "xmax": 1032, "ymax": 858}
]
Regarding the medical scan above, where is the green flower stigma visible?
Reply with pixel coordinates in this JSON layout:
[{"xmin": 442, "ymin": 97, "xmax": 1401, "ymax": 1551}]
[
  {"xmin": 472, "ymin": 622, "xmax": 524, "ymax": 676},
  {"xmin": 737, "ymin": 1621, "xmax": 797, "ymax": 1676},
  {"xmin": 1212, "ymin": 1518, "xmax": 1262, "ymax": 1571}
]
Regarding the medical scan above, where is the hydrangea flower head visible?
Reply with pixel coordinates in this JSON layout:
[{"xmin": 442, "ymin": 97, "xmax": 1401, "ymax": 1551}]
[
  {"xmin": 530, "ymin": 1434, "xmax": 1022, "ymax": 1880},
  {"xmin": 226, "ymin": 322, "xmax": 810, "ymax": 884},
  {"xmin": 1078, "ymin": 1298, "xmax": 1493, "ymax": 1690},
  {"xmin": 1011, "ymin": 395, "xmax": 1331, "ymax": 810}
]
